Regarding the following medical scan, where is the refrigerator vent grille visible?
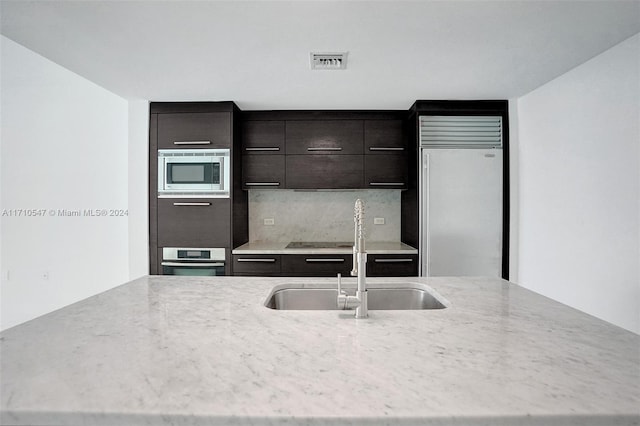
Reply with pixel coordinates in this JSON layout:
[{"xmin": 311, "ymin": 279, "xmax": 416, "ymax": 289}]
[{"xmin": 419, "ymin": 116, "xmax": 502, "ymax": 149}]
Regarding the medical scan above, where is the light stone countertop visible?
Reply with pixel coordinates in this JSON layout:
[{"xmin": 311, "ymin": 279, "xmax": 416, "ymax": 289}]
[
  {"xmin": 232, "ymin": 240, "xmax": 418, "ymax": 254},
  {"xmin": 1, "ymin": 275, "xmax": 639, "ymax": 426}
]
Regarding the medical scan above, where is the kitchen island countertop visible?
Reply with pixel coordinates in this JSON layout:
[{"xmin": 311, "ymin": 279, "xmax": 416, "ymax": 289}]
[{"xmin": 1, "ymin": 275, "xmax": 638, "ymax": 426}]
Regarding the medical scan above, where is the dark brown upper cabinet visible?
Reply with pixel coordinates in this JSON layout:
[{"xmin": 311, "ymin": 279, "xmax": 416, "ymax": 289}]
[
  {"xmin": 286, "ymin": 155, "xmax": 364, "ymax": 189},
  {"xmin": 241, "ymin": 121, "xmax": 285, "ymax": 154},
  {"xmin": 157, "ymin": 112, "xmax": 231, "ymax": 149},
  {"xmin": 364, "ymin": 155, "xmax": 408, "ymax": 189},
  {"xmin": 238, "ymin": 112, "xmax": 410, "ymax": 191},
  {"xmin": 242, "ymin": 155, "xmax": 285, "ymax": 189},
  {"xmin": 241, "ymin": 120, "xmax": 286, "ymax": 189},
  {"xmin": 285, "ymin": 120, "xmax": 363, "ymax": 155},
  {"xmin": 363, "ymin": 119, "xmax": 408, "ymax": 189},
  {"xmin": 364, "ymin": 120, "xmax": 406, "ymax": 153}
]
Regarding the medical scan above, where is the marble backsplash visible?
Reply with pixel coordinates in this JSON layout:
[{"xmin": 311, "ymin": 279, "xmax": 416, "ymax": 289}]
[{"xmin": 248, "ymin": 190, "xmax": 401, "ymax": 243}]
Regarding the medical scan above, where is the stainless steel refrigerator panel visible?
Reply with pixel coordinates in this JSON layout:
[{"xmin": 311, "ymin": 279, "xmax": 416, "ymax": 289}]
[{"xmin": 420, "ymin": 149, "xmax": 502, "ymax": 277}]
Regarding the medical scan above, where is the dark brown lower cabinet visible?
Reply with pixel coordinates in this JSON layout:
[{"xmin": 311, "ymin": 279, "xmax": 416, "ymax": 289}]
[
  {"xmin": 366, "ymin": 254, "xmax": 418, "ymax": 276},
  {"xmin": 232, "ymin": 253, "xmax": 417, "ymax": 277},
  {"xmin": 157, "ymin": 198, "xmax": 231, "ymax": 248},
  {"xmin": 281, "ymin": 254, "xmax": 352, "ymax": 277},
  {"xmin": 233, "ymin": 255, "xmax": 281, "ymax": 276}
]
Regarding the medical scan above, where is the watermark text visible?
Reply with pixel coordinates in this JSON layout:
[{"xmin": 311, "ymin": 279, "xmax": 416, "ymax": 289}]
[{"xmin": 2, "ymin": 208, "xmax": 129, "ymax": 218}]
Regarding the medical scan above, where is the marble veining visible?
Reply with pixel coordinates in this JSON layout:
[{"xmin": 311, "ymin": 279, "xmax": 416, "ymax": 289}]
[{"xmin": 1, "ymin": 276, "xmax": 639, "ymax": 426}]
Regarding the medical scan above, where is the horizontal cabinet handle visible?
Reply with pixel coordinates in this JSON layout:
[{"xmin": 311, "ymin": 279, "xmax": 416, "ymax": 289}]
[
  {"xmin": 237, "ymin": 258, "xmax": 276, "ymax": 263},
  {"xmin": 172, "ymin": 202, "xmax": 211, "ymax": 206},
  {"xmin": 369, "ymin": 182, "xmax": 406, "ymax": 186},
  {"xmin": 245, "ymin": 182, "xmax": 280, "ymax": 186},
  {"xmin": 245, "ymin": 147, "xmax": 280, "ymax": 151},
  {"xmin": 305, "ymin": 258, "xmax": 345, "ymax": 263},
  {"xmin": 307, "ymin": 147, "xmax": 343, "ymax": 151},
  {"xmin": 374, "ymin": 259, "xmax": 414, "ymax": 263},
  {"xmin": 369, "ymin": 147, "xmax": 405, "ymax": 151},
  {"xmin": 161, "ymin": 262, "xmax": 224, "ymax": 267},
  {"xmin": 173, "ymin": 140, "xmax": 211, "ymax": 145}
]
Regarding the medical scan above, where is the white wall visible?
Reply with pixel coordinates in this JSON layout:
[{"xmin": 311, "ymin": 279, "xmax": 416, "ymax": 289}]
[
  {"xmin": 127, "ymin": 100, "xmax": 149, "ymax": 280},
  {"xmin": 0, "ymin": 36, "xmax": 130, "ymax": 330},
  {"xmin": 517, "ymin": 34, "xmax": 639, "ymax": 334}
]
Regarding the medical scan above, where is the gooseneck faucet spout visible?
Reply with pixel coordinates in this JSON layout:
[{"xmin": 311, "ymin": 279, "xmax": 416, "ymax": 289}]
[{"xmin": 337, "ymin": 199, "xmax": 368, "ymax": 318}]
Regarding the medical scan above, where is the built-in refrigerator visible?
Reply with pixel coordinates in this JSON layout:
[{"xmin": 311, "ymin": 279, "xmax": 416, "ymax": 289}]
[{"xmin": 419, "ymin": 116, "xmax": 504, "ymax": 278}]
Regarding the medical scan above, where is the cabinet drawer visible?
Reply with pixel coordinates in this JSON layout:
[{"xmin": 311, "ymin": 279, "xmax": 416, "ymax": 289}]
[
  {"xmin": 158, "ymin": 113, "xmax": 231, "ymax": 149},
  {"xmin": 242, "ymin": 155, "xmax": 285, "ymax": 189},
  {"xmin": 286, "ymin": 155, "xmax": 363, "ymax": 189},
  {"xmin": 157, "ymin": 199, "xmax": 230, "ymax": 247},
  {"xmin": 242, "ymin": 121, "xmax": 285, "ymax": 154},
  {"xmin": 364, "ymin": 155, "xmax": 408, "ymax": 189},
  {"xmin": 282, "ymin": 254, "xmax": 352, "ymax": 277},
  {"xmin": 286, "ymin": 120, "xmax": 363, "ymax": 154},
  {"xmin": 364, "ymin": 120, "xmax": 406, "ymax": 153},
  {"xmin": 233, "ymin": 255, "xmax": 281, "ymax": 276},
  {"xmin": 367, "ymin": 254, "xmax": 418, "ymax": 277}
]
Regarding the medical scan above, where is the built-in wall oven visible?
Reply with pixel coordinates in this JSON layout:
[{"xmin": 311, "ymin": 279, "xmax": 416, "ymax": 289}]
[
  {"xmin": 158, "ymin": 149, "xmax": 230, "ymax": 198},
  {"xmin": 161, "ymin": 248, "xmax": 226, "ymax": 276}
]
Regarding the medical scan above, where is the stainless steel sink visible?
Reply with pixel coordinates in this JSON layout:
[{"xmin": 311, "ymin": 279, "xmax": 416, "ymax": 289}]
[{"xmin": 264, "ymin": 283, "xmax": 449, "ymax": 310}]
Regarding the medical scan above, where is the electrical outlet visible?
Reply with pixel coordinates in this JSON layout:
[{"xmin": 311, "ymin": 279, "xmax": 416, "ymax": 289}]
[
  {"xmin": 264, "ymin": 218, "xmax": 275, "ymax": 226},
  {"xmin": 374, "ymin": 217, "xmax": 385, "ymax": 225}
]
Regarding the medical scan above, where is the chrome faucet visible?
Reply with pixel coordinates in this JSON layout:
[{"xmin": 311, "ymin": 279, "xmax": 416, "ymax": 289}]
[{"xmin": 337, "ymin": 199, "xmax": 368, "ymax": 318}]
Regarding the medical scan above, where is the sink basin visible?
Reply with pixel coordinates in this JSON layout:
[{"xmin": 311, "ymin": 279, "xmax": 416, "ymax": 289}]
[{"xmin": 264, "ymin": 283, "xmax": 449, "ymax": 310}]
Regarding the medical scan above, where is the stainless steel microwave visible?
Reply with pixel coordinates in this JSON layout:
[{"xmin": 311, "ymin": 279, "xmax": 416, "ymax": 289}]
[{"xmin": 158, "ymin": 149, "xmax": 230, "ymax": 198}]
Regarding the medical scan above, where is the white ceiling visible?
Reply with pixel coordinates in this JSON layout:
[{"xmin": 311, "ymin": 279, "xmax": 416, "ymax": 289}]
[{"xmin": 1, "ymin": 0, "xmax": 639, "ymax": 110}]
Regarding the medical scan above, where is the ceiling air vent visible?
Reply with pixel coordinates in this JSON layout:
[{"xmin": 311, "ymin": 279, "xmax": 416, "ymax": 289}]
[{"xmin": 310, "ymin": 52, "xmax": 348, "ymax": 70}]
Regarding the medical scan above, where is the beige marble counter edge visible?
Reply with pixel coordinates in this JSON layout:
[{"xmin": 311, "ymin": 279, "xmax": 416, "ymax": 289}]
[{"xmin": 232, "ymin": 241, "xmax": 418, "ymax": 255}]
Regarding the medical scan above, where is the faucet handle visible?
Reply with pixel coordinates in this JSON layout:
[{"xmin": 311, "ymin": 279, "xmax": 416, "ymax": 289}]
[{"xmin": 336, "ymin": 272, "xmax": 361, "ymax": 310}]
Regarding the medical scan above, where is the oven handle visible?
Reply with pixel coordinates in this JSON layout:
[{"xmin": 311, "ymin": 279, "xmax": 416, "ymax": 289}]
[{"xmin": 161, "ymin": 262, "xmax": 225, "ymax": 267}]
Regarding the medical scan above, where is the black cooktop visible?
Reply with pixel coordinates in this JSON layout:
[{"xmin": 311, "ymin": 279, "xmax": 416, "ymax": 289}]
[{"xmin": 285, "ymin": 241, "xmax": 353, "ymax": 249}]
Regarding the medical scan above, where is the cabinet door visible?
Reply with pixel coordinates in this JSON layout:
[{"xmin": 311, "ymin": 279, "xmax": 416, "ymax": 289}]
[
  {"xmin": 242, "ymin": 155, "xmax": 285, "ymax": 189},
  {"xmin": 364, "ymin": 155, "xmax": 408, "ymax": 189},
  {"xmin": 242, "ymin": 121, "xmax": 285, "ymax": 154},
  {"xmin": 157, "ymin": 198, "xmax": 231, "ymax": 247},
  {"xmin": 233, "ymin": 255, "xmax": 282, "ymax": 276},
  {"xmin": 281, "ymin": 254, "xmax": 352, "ymax": 277},
  {"xmin": 367, "ymin": 254, "xmax": 418, "ymax": 277},
  {"xmin": 158, "ymin": 113, "xmax": 231, "ymax": 149},
  {"xmin": 286, "ymin": 155, "xmax": 363, "ymax": 189},
  {"xmin": 364, "ymin": 120, "xmax": 406, "ymax": 153},
  {"xmin": 286, "ymin": 120, "xmax": 363, "ymax": 155}
]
